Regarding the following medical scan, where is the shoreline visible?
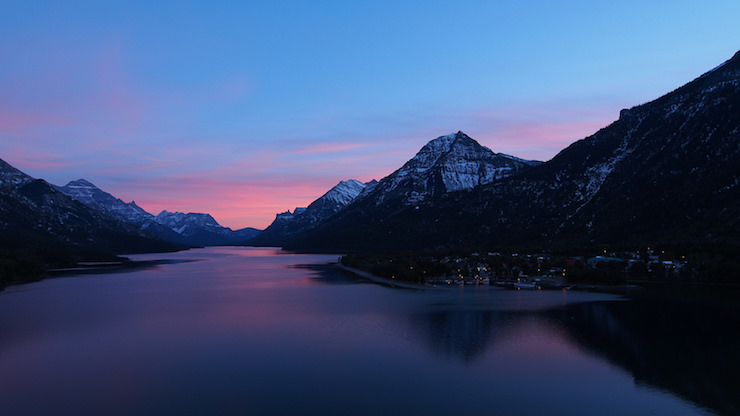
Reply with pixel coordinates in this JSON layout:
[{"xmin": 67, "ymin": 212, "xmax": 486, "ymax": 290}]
[
  {"xmin": 336, "ymin": 263, "xmax": 645, "ymax": 294},
  {"xmin": 45, "ymin": 258, "xmax": 198, "ymax": 276},
  {"xmin": 336, "ymin": 264, "xmax": 452, "ymax": 290}
]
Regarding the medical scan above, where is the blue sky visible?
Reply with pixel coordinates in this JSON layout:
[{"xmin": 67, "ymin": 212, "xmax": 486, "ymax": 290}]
[{"xmin": 2, "ymin": 1, "xmax": 739, "ymax": 228}]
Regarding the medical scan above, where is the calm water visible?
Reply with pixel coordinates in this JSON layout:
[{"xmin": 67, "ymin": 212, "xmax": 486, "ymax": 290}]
[{"xmin": 0, "ymin": 247, "xmax": 736, "ymax": 416}]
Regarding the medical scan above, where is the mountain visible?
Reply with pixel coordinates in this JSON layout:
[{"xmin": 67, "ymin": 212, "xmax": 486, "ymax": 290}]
[
  {"xmin": 251, "ymin": 131, "xmax": 539, "ymax": 248},
  {"xmin": 57, "ymin": 179, "xmax": 193, "ymax": 246},
  {"xmin": 284, "ymin": 50, "xmax": 740, "ymax": 253},
  {"xmin": 57, "ymin": 179, "xmax": 151, "ymax": 223},
  {"xmin": 57, "ymin": 180, "xmax": 261, "ymax": 246},
  {"xmin": 357, "ymin": 131, "xmax": 539, "ymax": 208},
  {"xmin": 1, "ymin": 159, "xmax": 183, "ymax": 287},
  {"xmin": 248, "ymin": 179, "xmax": 375, "ymax": 246},
  {"xmin": 303, "ymin": 179, "xmax": 374, "ymax": 220},
  {"xmin": 154, "ymin": 211, "xmax": 261, "ymax": 246}
]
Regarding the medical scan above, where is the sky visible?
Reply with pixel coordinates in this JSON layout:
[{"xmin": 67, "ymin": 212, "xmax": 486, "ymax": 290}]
[{"xmin": 2, "ymin": 1, "xmax": 740, "ymax": 229}]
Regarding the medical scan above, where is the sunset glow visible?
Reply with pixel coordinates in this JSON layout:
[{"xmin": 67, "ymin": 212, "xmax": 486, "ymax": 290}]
[{"xmin": 2, "ymin": 1, "xmax": 739, "ymax": 229}]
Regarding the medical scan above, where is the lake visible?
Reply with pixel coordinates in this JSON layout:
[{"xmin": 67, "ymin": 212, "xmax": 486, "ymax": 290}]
[{"xmin": 0, "ymin": 247, "xmax": 736, "ymax": 416}]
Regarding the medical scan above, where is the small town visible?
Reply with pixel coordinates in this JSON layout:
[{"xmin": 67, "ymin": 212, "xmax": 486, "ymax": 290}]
[{"xmin": 339, "ymin": 246, "xmax": 709, "ymax": 289}]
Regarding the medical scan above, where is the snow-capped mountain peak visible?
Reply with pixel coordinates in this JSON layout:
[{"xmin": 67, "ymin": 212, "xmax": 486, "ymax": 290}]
[
  {"xmin": 57, "ymin": 180, "xmax": 261, "ymax": 246},
  {"xmin": 322, "ymin": 179, "xmax": 367, "ymax": 205},
  {"xmin": 368, "ymin": 131, "xmax": 540, "ymax": 204},
  {"xmin": 151, "ymin": 210, "xmax": 262, "ymax": 245},
  {"xmin": 405, "ymin": 131, "xmax": 463, "ymax": 171},
  {"xmin": 155, "ymin": 210, "xmax": 224, "ymax": 233},
  {"xmin": 300, "ymin": 179, "xmax": 371, "ymax": 221},
  {"xmin": 61, "ymin": 179, "xmax": 112, "ymax": 204},
  {"xmin": 57, "ymin": 179, "xmax": 153, "ymax": 225}
]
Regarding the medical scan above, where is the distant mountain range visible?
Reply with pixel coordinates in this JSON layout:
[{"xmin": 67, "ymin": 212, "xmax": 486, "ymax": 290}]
[
  {"xmin": 255, "ymin": 49, "xmax": 740, "ymax": 254},
  {"xmin": 152, "ymin": 210, "xmax": 260, "ymax": 246},
  {"xmin": 0, "ymin": 163, "xmax": 260, "ymax": 286},
  {"xmin": 56, "ymin": 179, "xmax": 261, "ymax": 246}
]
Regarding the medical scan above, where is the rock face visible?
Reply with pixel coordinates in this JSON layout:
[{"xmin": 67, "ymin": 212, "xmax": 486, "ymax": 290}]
[{"xmin": 283, "ymin": 50, "xmax": 740, "ymax": 252}]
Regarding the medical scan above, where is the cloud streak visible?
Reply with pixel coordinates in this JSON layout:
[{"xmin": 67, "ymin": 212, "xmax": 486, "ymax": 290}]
[
  {"xmin": 6, "ymin": 2, "xmax": 731, "ymax": 232},
  {"xmin": 2, "ymin": 91, "xmax": 627, "ymax": 230}
]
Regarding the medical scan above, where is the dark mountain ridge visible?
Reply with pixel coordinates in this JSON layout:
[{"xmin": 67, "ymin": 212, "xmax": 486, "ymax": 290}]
[
  {"xmin": 1, "ymin": 162, "xmax": 185, "ymax": 287},
  {"xmin": 57, "ymin": 179, "xmax": 194, "ymax": 246},
  {"xmin": 283, "ymin": 50, "xmax": 740, "ymax": 253}
]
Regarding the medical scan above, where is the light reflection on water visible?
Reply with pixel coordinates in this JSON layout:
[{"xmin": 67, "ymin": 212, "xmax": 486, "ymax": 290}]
[{"xmin": 0, "ymin": 247, "xmax": 731, "ymax": 416}]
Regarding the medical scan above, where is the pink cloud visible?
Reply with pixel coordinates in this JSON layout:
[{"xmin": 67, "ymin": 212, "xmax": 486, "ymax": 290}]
[
  {"xmin": 98, "ymin": 169, "xmax": 355, "ymax": 230},
  {"xmin": 461, "ymin": 100, "xmax": 623, "ymax": 161},
  {"xmin": 2, "ymin": 75, "xmax": 628, "ymax": 232},
  {"xmin": 0, "ymin": 108, "xmax": 76, "ymax": 134},
  {"xmin": 3, "ymin": 156, "xmax": 76, "ymax": 173},
  {"xmin": 119, "ymin": 106, "xmax": 621, "ymax": 231},
  {"xmin": 479, "ymin": 119, "xmax": 613, "ymax": 160},
  {"xmin": 0, "ymin": 39, "xmax": 151, "ymax": 154}
]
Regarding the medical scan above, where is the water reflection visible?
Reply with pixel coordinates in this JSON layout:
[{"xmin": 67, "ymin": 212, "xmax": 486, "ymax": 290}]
[
  {"xmin": 406, "ymin": 310, "xmax": 499, "ymax": 363},
  {"xmin": 547, "ymin": 297, "xmax": 740, "ymax": 416},
  {"xmin": 403, "ymin": 295, "xmax": 737, "ymax": 416},
  {"xmin": 46, "ymin": 259, "xmax": 200, "ymax": 277},
  {"xmin": 292, "ymin": 263, "xmax": 363, "ymax": 285},
  {"xmin": 0, "ymin": 249, "xmax": 732, "ymax": 416},
  {"xmin": 313, "ymin": 265, "xmax": 738, "ymax": 416}
]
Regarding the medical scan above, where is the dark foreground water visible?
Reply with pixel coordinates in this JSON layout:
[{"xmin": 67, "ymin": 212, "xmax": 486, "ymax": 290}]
[{"xmin": 1, "ymin": 247, "xmax": 737, "ymax": 416}]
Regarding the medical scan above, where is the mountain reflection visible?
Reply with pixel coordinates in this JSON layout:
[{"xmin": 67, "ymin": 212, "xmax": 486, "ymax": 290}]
[
  {"xmin": 545, "ymin": 296, "xmax": 740, "ymax": 416},
  {"xmin": 405, "ymin": 296, "xmax": 737, "ymax": 416},
  {"xmin": 312, "ymin": 266, "xmax": 738, "ymax": 416},
  {"xmin": 405, "ymin": 310, "xmax": 500, "ymax": 363}
]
